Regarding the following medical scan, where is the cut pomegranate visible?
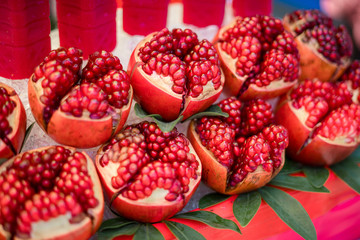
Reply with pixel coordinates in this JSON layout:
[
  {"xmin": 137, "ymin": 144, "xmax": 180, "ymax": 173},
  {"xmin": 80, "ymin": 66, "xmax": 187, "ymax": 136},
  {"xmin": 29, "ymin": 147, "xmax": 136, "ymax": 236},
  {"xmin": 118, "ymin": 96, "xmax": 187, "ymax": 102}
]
[
  {"xmin": 96, "ymin": 121, "xmax": 201, "ymax": 222},
  {"xmin": 0, "ymin": 145, "xmax": 104, "ymax": 240},
  {"xmin": 188, "ymin": 97, "xmax": 287, "ymax": 194},
  {"xmin": 276, "ymin": 76, "xmax": 360, "ymax": 166},
  {"xmin": 283, "ymin": 9, "xmax": 353, "ymax": 82},
  {"xmin": 213, "ymin": 15, "xmax": 300, "ymax": 100},
  {"xmin": 0, "ymin": 83, "xmax": 26, "ymax": 159},
  {"xmin": 28, "ymin": 47, "xmax": 133, "ymax": 148},
  {"xmin": 127, "ymin": 28, "xmax": 225, "ymax": 121}
]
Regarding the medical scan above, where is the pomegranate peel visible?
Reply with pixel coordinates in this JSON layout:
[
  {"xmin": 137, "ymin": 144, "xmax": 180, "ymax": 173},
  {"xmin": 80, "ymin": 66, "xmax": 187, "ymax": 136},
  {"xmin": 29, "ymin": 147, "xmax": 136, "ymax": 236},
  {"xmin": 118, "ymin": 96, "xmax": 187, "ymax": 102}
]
[
  {"xmin": 0, "ymin": 83, "xmax": 26, "ymax": 159},
  {"xmin": 28, "ymin": 47, "xmax": 133, "ymax": 148},
  {"xmin": 188, "ymin": 98, "xmax": 288, "ymax": 195},
  {"xmin": 96, "ymin": 122, "xmax": 202, "ymax": 222},
  {"xmin": 0, "ymin": 145, "xmax": 104, "ymax": 240},
  {"xmin": 283, "ymin": 9, "xmax": 353, "ymax": 82},
  {"xmin": 128, "ymin": 28, "xmax": 225, "ymax": 121},
  {"xmin": 213, "ymin": 16, "xmax": 300, "ymax": 100},
  {"xmin": 276, "ymin": 79, "xmax": 360, "ymax": 166}
]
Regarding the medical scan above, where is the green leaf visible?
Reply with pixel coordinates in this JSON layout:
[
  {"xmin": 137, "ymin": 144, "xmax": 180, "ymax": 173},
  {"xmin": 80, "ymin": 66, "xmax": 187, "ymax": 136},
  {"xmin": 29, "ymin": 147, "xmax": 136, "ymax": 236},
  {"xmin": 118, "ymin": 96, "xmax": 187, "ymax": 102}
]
[
  {"xmin": 187, "ymin": 105, "xmax": 229, "ymax": 121},
  {"xmin": 134, "ymin": 103, "xmax": 183, "ymax": 132},
  {"xmin": 98, "ymin": 216, "xmax": 137, "ymax": 231},
  {"xmin": 302, "ymin": 166, "xmax": 329, "ymax": 188},
  {"xmin": 20, "ymin": 122, "xmax": 35, "ymax": 153},
  {"xmin": 348, "ymin": 147, "xmax": 360, "ymax": 162},
  {"xmin": 165, "ymin": 221, "xmax": 206, "ymax": 240},
  {"xmin": 258, "ymin": 186, "xmax": 317, "ymax": 240},
  {"xmin": 331, "ymin": 158, "xmax": 360, "ymax": 194},
  {"xmin": 199, "ymin": 193, "xmax": 231, "ymax": 209},
  {"xmin": 176, "ymin": 211, "xmax": 241, "ymax": 234},
  {"xmin": 280, "ymin": 158, "xmax": 303, "ymax": 175},
  {"xmin": 0, "ymin": 158, "xmax": 7, "ymax": 166},
  {"xmin": 133, "ymin": 223, "xmax": 165, "ymax": 240},
  {"xmin": 270, "ymin": 174, "xmax": 329, "ymax": 193},
  {"xmin": 233, "ymin": 191, "xmax": 261, "ymax": 227},
  {"xmin": 97, "ymin": 222, "xmax": 140, "ymax": 240}
]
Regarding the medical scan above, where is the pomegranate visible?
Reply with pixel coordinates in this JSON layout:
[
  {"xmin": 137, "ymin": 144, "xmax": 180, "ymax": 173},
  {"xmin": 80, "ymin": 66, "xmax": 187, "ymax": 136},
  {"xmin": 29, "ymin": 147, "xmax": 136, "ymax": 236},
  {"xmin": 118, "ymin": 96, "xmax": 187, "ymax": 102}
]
[
  {"xmin": 0, "ymin": 83, "xmax": 26, "ymax": 159},
  {"xmin": 213, "ymin": 15, "xmax": 300, "ymax": 100},
  {"xmin": 0, "ymin": 145, "xmax": 104, "ymax": 240},
  {"xmin": 188, "ymin": 97, "xmax": 288, "ymax": 195},
  {"xmin": 95, "ymin": 121, "xmax": 201, "ymax": 222},
  {"xmin": 28, "ymin": 47, "xmax": 133, "ymax": 148},
  {"xmin": 283, "ymin": 9, "xmax": 353, "ymax": 82},
  {"xmin": 127, "ymin": 28, "xmax": 224, "ymax": 121},
  {"xmin": 275, "ymin": 76, "xmax": 360, "ymax": 166}
]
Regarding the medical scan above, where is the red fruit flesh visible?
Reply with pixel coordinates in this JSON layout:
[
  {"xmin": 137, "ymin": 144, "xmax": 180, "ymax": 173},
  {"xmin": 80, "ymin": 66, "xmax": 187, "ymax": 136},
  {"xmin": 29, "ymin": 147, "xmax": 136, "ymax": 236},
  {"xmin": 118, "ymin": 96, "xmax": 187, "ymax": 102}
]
[
  {"xmin": 0, "ymin": 83, "xmax": 26, "ymax": 159},
  {"xmin": 188, "ymin": 97, "xmax": 287, "ymax": 195},
  {"xmin": 283, "ymin": 9, "xmax": 353, "ymax": 82},
  {"xmin": 214, "ymin": 15, "xmax": 300, "ymax": 100},
  {"xmin": 128, "ymin": 28, "xmax": 225, "ymax": 121},
  {"xmin": 276, "ymin": 78, "xmax": 360, "ymax": 165},
  {"xmin": 96, "ymin": 122, "xmax": 201, "ymax": 222},
  {"xmin": 28, "ymin": 47, "xmax": 133, "ymax": 148},
  {"xmin": 0, "ymin": 146, "xmax": 104, "ymax": 240}
]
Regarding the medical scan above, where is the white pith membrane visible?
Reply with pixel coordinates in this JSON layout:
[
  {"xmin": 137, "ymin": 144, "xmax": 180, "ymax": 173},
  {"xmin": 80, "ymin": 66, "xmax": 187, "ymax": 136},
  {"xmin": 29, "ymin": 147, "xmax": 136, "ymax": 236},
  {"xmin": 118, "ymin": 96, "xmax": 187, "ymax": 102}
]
[
  {"xmin": 132, "ymin": 29, "xmax": 224, "ymax": 117},
  {"xmin": 215, "ymin": 17, "xmax": 299, "ymax": 98},
  {"xmin": 0, "ymin": 146, "xmax": 103, "ymax": 239},
  {"xmin": 96, "ymin": 125, "xmax": 202, "ymax": 208}
]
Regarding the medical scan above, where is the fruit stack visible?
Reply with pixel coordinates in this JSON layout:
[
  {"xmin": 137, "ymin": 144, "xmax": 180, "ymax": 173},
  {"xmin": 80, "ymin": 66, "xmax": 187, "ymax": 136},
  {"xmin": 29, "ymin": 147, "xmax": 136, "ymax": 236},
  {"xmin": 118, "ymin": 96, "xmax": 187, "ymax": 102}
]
[
  {"xmin": 56, "ymin": 0, "xmax": 117, "ymax": 59},
  {"xmin": 0, "ymin": 0, "xmax": 50, "ymax": 79}
]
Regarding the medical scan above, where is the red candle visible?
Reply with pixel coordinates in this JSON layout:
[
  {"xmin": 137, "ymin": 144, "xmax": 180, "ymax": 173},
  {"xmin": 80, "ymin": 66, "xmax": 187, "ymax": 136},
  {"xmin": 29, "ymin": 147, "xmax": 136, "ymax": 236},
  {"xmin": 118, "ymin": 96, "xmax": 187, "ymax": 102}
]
[
  {"xmin": 0, "ymin": 0, "xmax": 50, "ymax": 79},
  {"xmin": 122, "ymin": 0, "xmax": 170, "ymax": 36},
  {"xmin": 232, "ymin": 0, "xmax": 272, "ymax": 17},
  {"xmin": 183, "ymin": 0, "xmax": 226, "ymax": 28},
  {"xmin": 56, "ymin": 0, "xmax": 117, "ymax": 59}
]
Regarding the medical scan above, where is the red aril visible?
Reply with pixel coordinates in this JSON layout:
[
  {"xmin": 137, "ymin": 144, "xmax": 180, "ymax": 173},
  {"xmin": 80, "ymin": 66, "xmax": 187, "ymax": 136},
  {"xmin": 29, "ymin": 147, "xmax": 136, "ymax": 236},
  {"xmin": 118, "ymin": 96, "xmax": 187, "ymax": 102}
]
[
  {"xmin": 213, "ymin": 15, "xmax": 300, "ymax": 100},
  {"xmin": 275, "ymin": 75, "xmax": 360, "ymax": 166},
  {"xmin": 96, "ymin": 121, "xmax": 201, "ymax": 222},
  {"xmin": 188, "ymin": 97, "xmax": 288, "ymax": 194},
  {"xmin": 0, "ymin": 145, "xmax": 104, "ymax": 240},
  {"xmin": 28, "ymin": 47, "xmax": 133, "ymax": 148},
  {"xmin": 0, "ymin": 82, "xmax": 26, "ymax": 159},
  {"xmin": 283, "ymin": 9, "xmax": 353, "ymax": 82},
  {"xmin": 128, "ymin": 28, "xmax": 224, "ymax": 121}
]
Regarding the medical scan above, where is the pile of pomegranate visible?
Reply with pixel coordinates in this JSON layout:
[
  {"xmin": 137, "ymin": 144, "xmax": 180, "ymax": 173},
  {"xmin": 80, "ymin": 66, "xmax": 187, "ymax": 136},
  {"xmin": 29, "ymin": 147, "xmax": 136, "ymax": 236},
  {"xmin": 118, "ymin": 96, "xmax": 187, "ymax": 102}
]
[
  {"xmin": 0, "ymin": 83, "xmax": 26, "ymax": 159},
  {"xmin": 188, "ymin": 97, "xmax": 288, "ymax": 194},
  {"xmin": 214, "ymin": 15, "xmax": 300, "ymax": 99},
  {"xmin": 28, "ymin": 47, "xmax": 133, "ymax": 148},
  {"xmin": 96, "ymin": 121, "xmax": 201, "ymax": 222},
  {"xmin": 128, "ymin": 28, "xmax": 225, "ymax": 121},
  {"xmin": 0, "ymin": 146, "xmax": 104, "ymax": 240}
]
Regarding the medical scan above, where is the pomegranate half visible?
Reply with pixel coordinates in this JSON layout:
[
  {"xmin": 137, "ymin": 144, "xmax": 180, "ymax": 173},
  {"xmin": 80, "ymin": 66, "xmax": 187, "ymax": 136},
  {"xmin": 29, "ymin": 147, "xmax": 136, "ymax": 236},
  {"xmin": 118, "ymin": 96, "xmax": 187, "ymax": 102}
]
[
  {"xmin": 28, "ymin": 47, "xmax": 133, "ymax": 148},
  {"xmin": 0, "ymin": 82, "xmax": 26, "ymax": 159},
  {"xmin": 213, "ymin": 15, "xmax": 300, "ymax": 100},
  {"xmin": 128, "ymin": 28, "xmax": 224, "ymax": 121},
  {"xmin": 96, "ymin": 121, "xmax": 201, "ymax": 222},
  {"xmin": 275, "ymin": 75, "xmax": 360, "ymax": 166},
  {"xmin": 283, "ymin": 9, "xmax": 353, "ymax": 82},
  {"xmin": 188, "ymin": 97, "xmax": 288, "ymax": 195},
  {"xmin": 0, "ymin": 145, "xmax": 104, "ymax": 240}
]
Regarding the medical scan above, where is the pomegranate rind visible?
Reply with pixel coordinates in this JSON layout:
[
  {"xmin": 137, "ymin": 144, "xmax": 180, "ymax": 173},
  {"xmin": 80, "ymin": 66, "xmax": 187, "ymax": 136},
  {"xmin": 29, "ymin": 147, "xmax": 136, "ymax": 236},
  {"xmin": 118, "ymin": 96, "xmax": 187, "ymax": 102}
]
[
  {"xmin": 283, "ymin": 16, "xmax": 351, "ymax": 82},
  {"xmin": 0, "ymin": 146, "xmax": 104, "ymax": 240},
  {"xmin": 188, "ymin": 121, "xmax": 284, "ymax": 195},
  {"xmin": 0, "ymin": 83, "xmax": 26, "ymax": 159},
  {"xmin": 128, "ymin": 31, "xmax": 224, "ymax": 121},
  {"xmin": 214, "ymin": 19, "xmax": 298, "ymax": 99},
  {"xmin": 28, "ymin": 74, "xmax": 133, "ymax": 149},
  {"xmin": 95, "ymin": 139, "xmax": 202, "ymax": 223},
  {"xmin": 275, "ymin": 96, "xmax": 359, "ymax": 166}
]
